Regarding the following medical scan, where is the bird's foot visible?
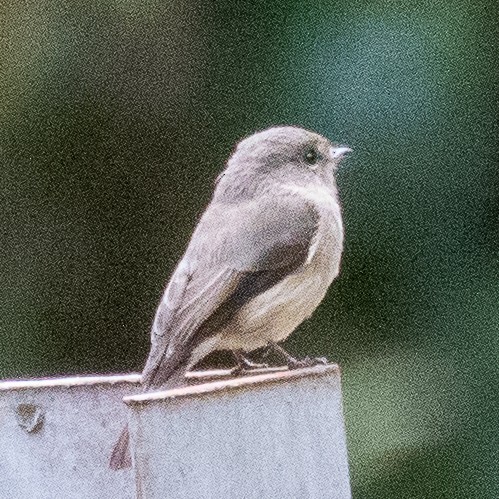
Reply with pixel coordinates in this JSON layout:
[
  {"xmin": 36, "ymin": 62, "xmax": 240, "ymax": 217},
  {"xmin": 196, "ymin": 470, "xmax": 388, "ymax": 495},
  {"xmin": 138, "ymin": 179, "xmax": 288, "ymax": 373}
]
[
  {"xmin": 286, "ymin": 355, "xmax": 328, "ymax": 370},
  {"xmin": 231, "ymin": 350, "xmax": 268, "ymax": 376},
  {"xmin": 267, "ymin": 341, "xmax": 329, "ymax": 370}
]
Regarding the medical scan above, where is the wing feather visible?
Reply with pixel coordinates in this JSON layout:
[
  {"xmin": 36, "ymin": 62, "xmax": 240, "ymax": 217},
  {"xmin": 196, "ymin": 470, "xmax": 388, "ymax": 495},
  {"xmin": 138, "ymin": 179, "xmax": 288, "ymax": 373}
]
[{"xmin": 142, "ymin": 194, "xmax": 319, "ymax": 387}]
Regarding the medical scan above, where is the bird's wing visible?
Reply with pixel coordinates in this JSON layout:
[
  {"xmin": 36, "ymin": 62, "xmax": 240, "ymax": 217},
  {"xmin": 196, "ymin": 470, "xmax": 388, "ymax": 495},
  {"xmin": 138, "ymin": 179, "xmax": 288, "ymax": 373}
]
[{"xmin": 142, "ymin": 195, "xmax": 319, "ymax": 387}]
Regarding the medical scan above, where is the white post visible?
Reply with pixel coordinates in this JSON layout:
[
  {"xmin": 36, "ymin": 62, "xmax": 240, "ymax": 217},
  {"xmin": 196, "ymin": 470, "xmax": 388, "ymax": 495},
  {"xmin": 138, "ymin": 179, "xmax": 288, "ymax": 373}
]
[
  {"xmin": 0, "ymin": 374, "xmax": 141, "ymax": 499},
  {"xmin": 126, "ymin": 365, "xmax": 351, "ymax": 499}
]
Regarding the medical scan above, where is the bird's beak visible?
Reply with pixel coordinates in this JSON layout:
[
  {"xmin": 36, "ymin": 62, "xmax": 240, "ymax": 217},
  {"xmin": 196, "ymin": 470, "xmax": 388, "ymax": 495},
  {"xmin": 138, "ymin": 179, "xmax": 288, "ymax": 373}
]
[{"xmin": 330, "ymin": 146, "xmax": 352, "ymax": 159}]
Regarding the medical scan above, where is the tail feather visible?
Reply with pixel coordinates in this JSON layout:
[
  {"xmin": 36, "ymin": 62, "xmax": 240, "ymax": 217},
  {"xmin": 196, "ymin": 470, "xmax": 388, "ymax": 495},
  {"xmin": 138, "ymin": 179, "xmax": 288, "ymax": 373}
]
[
  {"xmin": 109, "ymin": 364, "xmax": 190, "ymax": 470},
  {"xmin": 109, "ymin": 425, "xmax": 131, "ymax": 470}
]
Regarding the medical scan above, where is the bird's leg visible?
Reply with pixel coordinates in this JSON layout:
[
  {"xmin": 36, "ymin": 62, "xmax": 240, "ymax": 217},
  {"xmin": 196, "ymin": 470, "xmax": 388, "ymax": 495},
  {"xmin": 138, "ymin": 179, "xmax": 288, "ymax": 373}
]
[
  {"xmin": 267, "ymin": 341, "xmax": 328, "ymax": 369},
  {"xmin": 231, "ymin": 350, "xmax": 268, "ymax": 375}
]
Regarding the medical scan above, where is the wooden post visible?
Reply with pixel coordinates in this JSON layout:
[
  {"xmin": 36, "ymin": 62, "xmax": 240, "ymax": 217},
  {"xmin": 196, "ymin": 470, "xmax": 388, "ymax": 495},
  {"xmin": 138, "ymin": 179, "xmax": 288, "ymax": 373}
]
[{"xmin": 126, "ymin": 365, "xmax": 351, "ymax": 499}]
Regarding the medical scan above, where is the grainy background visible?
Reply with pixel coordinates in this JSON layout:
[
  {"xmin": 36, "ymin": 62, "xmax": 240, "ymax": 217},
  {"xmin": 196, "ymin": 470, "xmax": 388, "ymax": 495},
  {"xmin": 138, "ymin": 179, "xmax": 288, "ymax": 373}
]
[{"xmin": 1, "ymin": 1, "xmax": 497, "ymax": 497}]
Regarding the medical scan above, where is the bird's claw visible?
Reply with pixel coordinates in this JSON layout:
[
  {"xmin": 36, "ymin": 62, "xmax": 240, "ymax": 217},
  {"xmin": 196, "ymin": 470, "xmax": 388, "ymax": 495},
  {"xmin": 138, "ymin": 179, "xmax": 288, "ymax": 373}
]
[
  {"xmin": 287, "ymin": 356, "xmax": 329, "ymax": 370},
  {"xmin": 231, "ymin": 351, "xmax": 269, "ymax": 375},
  {"xmin": 230, "ymin": 362, "xmax": 269, "ymax": 376}
]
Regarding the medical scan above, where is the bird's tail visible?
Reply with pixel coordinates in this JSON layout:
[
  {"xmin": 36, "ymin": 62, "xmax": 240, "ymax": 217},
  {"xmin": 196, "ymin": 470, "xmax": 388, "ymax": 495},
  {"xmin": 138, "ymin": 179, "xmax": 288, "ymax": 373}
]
[
  {"xmin": 109, "ymin": 366, "xmax": 190, "ymax": 470},
  {"xmin": 109, "ymin": 425, "xmax": 132, "ymax": 470}
]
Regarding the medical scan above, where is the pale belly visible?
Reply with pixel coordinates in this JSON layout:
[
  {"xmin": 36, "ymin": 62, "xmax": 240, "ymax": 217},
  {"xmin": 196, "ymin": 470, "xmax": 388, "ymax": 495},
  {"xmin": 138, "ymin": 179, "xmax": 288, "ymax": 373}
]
[
  {"xmin": 220, "ymin": 274, "xmax": 333, "ymax": 351},
  {"xmin": 187, "ymin": 255, "xmax": 340, "ymax": 368},
  {"xmin": 220, "ymin": 241, "xmax": 341, "ymax": 352}
]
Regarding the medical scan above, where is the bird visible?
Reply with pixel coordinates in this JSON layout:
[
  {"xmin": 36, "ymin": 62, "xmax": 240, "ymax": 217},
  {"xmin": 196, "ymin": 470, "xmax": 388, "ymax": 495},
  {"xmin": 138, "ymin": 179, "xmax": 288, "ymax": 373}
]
[{"xmin": 109, "ymin": 125, "xmax": 351, "ymax": 469}]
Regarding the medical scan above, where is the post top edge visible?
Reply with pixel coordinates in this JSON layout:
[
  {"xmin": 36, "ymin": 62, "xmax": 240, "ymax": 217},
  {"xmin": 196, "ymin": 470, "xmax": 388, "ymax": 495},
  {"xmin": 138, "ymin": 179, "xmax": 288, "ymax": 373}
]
[
  {"xmin": 0, "ymin": 373, "xmax": 142, "ymax": 391},
  {"xmin": 124, "ymin": 364, "xmax": 340, "ymax": 405}
]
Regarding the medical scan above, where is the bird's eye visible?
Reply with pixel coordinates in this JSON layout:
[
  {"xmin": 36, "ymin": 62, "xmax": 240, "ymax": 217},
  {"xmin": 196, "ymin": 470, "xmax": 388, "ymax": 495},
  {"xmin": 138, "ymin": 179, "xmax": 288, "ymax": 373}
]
[{"xmin": 304, "ymin": 148, "xmax": 319, "ymax": 165}]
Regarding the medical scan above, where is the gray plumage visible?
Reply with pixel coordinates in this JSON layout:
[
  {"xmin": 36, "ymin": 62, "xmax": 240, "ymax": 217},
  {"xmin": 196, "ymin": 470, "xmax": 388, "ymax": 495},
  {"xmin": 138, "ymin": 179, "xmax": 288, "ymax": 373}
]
[{"xmin": 110, "ymin": 126, "xmax": 350, "ymax": 469}]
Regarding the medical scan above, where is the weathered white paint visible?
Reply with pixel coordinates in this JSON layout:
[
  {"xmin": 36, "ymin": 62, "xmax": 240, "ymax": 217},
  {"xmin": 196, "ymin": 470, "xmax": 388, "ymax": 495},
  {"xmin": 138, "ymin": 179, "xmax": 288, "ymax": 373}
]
[
  {"xmin": 126, "ymin": 364, "xmax": 351, "ymax": 499},
  {"xmin": 0, "ymin": 373, "xmax": 141, "ymax": 499},
  {"xmin": 0, "ymin": 366, "xmax": 350, "ymax": 499}
]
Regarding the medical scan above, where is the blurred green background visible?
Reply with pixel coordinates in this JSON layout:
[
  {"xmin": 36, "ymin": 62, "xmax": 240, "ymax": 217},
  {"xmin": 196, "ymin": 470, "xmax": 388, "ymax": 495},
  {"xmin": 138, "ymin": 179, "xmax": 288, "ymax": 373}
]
[{"xmin": 1, "ymin": 0, "xmax": 497, "ymax": 497}]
